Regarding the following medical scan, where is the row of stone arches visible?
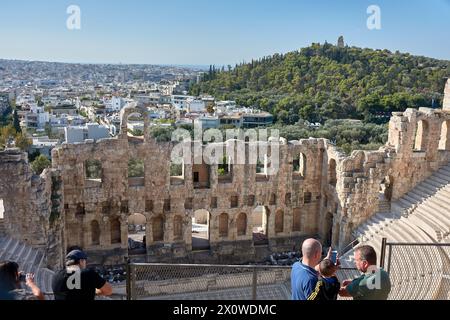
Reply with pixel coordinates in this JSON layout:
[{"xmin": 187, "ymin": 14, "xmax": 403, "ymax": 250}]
[
  {"xmin": 191, "ymin": 206, "xmax": 305, "ymax": 250},
  {"xmin": 414, "ymin": 119, "xmax": 450, "ymax": 151},
  {"xmin": 89, "ymin": 217, "xmax": 122, "ymax": 246},
  {"xmin": 85, "ymin": 205, "xmax": 309, "ymax": 254}
]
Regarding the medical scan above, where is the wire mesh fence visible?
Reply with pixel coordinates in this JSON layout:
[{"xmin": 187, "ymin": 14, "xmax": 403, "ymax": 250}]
[
  {"xmin": 127, "ymin": 264, "xmax": 292, "ymax": 300},
  {"xmin": 383, "ymin": 242, "xmax": 450, "ymax": 300},
  {"xmin": 125, "ymin": 241, "xmax": 450, "ymax": 300}
]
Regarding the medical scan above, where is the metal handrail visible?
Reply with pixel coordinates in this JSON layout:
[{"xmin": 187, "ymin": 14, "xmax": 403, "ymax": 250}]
[
  {"xmin": 385, "ymin": 242, "xmax": 450, "ymax": 246},
  {"xmin": 339, "ymin": 238, "xmax": 360, "ymax": 255}
]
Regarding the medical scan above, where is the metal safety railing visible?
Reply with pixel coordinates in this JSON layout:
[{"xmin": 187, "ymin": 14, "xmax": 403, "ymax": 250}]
[
  {"xmin": 125, "ymin": 237, "xmax": 450, "ymax": 300},
  {"xmin": 125, "ymin": 261, "xmax": 359, "ymax": 300},
  {"xmin": 126, "ymin": 263, "xmax": 292, "ymax": 300}
]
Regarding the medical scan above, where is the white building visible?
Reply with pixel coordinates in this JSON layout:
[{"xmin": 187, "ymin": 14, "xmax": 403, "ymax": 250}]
[
  {"xmin": 16, "ymin": 93, "xmax": 36, "ymax": 107},
  {"xmin": 106, "ymin": 96, "xmax": 131, "ymax": 112},
  {"xmin": 171, "ymin": 95, "xmax": 193, "ymax": 111},
  {"xmin": 135, "ymin": 93, "xmax": 161, "ymax": 106},
  {"xmin": 149, "ymin": 109, "xmax": 167, "ymax": 120},
  {"xmin": 65, "ymin": 123, "xmax": 110, "ymax": 144},
  {"xmin": 25, "ymin": 104, "xmax": 49, "ymax": 129}
]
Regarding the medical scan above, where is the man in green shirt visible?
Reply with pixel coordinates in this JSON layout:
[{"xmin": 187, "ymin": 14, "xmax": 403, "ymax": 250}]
[{"xmin": 339, "ymin": 245, "xmax": 391, "ymax": 300}]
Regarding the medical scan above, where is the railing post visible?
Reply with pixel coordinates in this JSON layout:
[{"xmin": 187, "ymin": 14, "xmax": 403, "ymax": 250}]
[
  {"xmin": 252, "ymin": 268, "xmax": 258, "ymax": 300},
  {"xmin": 131, "ymin": 265, "xmax": 137, "ymax": 301},
  {"xmin": 380, "ymin": 238, "xmax": 387, "ymax": 269},
  {"xmin": 126, "ymin": 258, "xmax": 131, "ymax": 301}
]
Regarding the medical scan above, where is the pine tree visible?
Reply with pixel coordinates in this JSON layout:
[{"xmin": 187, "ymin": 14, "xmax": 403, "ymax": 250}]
[{"xmin": 13, "ymin": 109, "xmax": 21, "ymax": 133}]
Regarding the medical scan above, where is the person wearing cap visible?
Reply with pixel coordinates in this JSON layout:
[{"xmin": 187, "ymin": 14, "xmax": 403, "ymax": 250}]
[{"xmin": 51, "ymin": 249, "xmax": 113, "ymax": 300}]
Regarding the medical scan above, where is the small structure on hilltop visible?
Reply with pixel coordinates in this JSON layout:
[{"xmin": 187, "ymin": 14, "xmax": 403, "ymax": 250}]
[{"xmin": 337, "ymin": 36, "xmax": 345, "ymax": 48}]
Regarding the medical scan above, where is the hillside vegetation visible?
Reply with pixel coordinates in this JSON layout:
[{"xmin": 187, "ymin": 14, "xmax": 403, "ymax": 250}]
[{"xmin": 191, "ymin": 43, "xmax": 450, "ymax": 124}]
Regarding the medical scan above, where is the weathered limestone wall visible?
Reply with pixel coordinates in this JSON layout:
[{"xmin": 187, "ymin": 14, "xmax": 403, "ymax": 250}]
[
  {"xmin": 0, "ymin": 149, "xmax": 65, "ymax": 269},
  {"xmin": 51, "ymin": 134, "xmax": 326, "ymax": 264},
  {"xmin": 3, "ymin": 102, "xmax": 450, "ymax": 267},
  {"xmin": 329, "ymin": 107, "xmax": 450, "ymax": 250},
  {"xmin": 387, "ymin": 108, "xmax": 450, "ymax": 200}
]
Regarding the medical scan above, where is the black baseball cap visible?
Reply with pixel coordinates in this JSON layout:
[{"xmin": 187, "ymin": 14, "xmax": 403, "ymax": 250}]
[{"xmin": 66, "ymin": 250, "xmax": 88, "ymax": 261}]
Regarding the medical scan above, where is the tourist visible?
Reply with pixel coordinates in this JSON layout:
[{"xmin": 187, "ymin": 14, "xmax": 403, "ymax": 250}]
[
  {"xmin": 52, "ymin": 249, "xmax": 113, "ymax": 300},
  {"xmin": 339, "ymin": 245, "xmax": 391, "ymax": 300},
  {"xmin": 307, "ymin": 258, "xmax": 341, "ymax": 300},
  {"xmin": 0, "ymin": 261, "xmax": 45, "ymax": 300},
  {"xmin": 291, "ymin": 238, "xmax": 338, "ymax": 300}
]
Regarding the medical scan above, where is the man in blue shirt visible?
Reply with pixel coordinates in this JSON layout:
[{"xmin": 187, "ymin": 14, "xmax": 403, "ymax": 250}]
[{"xmin": 291, "ymin": 238, "xmax": 323, "ymax": 300}]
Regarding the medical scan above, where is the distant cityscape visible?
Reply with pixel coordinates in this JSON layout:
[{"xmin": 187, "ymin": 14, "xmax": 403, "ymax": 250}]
[{"xmin": 0, "ymin": 59, "xmax": 274, "ymax": 159}]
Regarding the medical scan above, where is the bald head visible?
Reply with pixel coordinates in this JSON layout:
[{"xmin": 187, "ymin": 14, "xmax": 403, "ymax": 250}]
[{"xmin": 302, "ymin": 238, "xmax": 322, "ymax": 266}]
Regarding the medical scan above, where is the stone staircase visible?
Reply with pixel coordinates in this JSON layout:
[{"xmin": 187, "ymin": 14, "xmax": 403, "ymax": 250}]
[
  {"xmin": 0, "ymin": 236, "xmax": 54, "ymax": 295},
  {"xmin": 339, "ymin": 162, "xmax": 450, "ymax": 299}
]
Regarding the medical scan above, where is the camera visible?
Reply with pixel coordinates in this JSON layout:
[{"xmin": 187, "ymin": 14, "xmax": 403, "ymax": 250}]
[{"xmin": 18, "ymin": 272, "xmax": 26, "ymax": 282}]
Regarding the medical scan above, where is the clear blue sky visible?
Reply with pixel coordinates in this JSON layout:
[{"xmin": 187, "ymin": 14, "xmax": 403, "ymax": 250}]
[{"xmin": 0, "ymin": 0, "xmax": 449, "ymax": 65}]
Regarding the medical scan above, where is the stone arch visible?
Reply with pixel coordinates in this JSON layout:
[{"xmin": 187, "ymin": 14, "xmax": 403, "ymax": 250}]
[
  {"xmin": 414, "ymin": 120, "xmax": 429, "ymax": 151},
  {"xmin": 380, "ymin": 175, "xmax": 394, "ymax": 202},
  {"xmin": 236, "ymin": 212, "xmax": 247, "ymax": 236},
  {"xmin": 170, "ymin": 158, "xmax": 185, "ymax": 185},
  {"xmin": 275, "ymin": 210, "xmax": 284, "ymax": 234},
  {"xmin": 324, "ymin": 212, "xmax": 333, "ymax": 247},
  {"xmin": 0, "ymin": 198, "xmax": 4, "ymax": 221},
  {"xmin": 173, "ymin": 215, "xmax": 183, "ymax": 241},
  {"xmin": 193, "ymin": 162, "xmax": 211, "ymax": 189},
  {"xmin": 252, "ymin": 206, "xmax": 269, "ymax": 245},
  {"xmin": 292, "ymin": 208, "xmax": 301, "ymax": 232},
  {"xmin": 110, "ymin": 217, "xmax": 121, "ymax": 244},
  {"xmin": 119, "ymin": 103, "xmax": 150, "ymax": 139},
  {"xmin": 90, "ymin": 220, "xmax": 100, "ymax": 245},
  {"xmin": 152, "ymin": 215, "xmax": 164, "ymax": 242},
  {"xmin": 293, "ymin": 153, "xmax": 307, "ymax": 177},
  {"xmin": 333, "ymin": 221, "xmax": 340, "ymax": 249},
  {"xmin": 328, "ymin": 159, "xmax": 337, "ymax": 187},
  {"xmin": 304, "ymin": 191, "xmax": 312, "ymax": 204},
  {"xmin": 128, "ymin": 158, "xmax": 145, "ymax": 178},
  {"xmin": 269, "ymin": 193, "xmax": 276, "ymax": 206},
  {"xmin": 438, "ymin": 120, "xmax": 450, "ymax": 150},
  {"xmin": 192, "ymin": 209, "xmax": 211, "ymax": 251},
  {"xmin": 219, "ymin": 213, "xmax": 229, "ymax": 237},
  {"xmin": 127, "ymin": 213, "xmax": 147, "ymax": 254}
]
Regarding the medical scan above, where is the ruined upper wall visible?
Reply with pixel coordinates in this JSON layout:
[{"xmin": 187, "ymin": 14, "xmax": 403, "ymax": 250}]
[
  {"xmin": 0, "ymin": 149, "xmax": 65, "ymax": 268},
  {"xmin": 387, "ymin": 107, "xmax": 450, "ymax": 199},
  {"xmin": 328, "ymin": 106, "xmax": 450, "ymax": 246}
]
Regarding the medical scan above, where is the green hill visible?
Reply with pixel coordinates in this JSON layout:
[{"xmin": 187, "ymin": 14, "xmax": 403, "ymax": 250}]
[{"xmin": 190, "ymin": 42, "xmax": 450, "ymax": 124}]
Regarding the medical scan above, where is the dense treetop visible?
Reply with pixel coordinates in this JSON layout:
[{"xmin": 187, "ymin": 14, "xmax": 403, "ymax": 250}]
[{"xmin": 191, "ymin": 43, "xmax": 450, "ymax": 124}]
